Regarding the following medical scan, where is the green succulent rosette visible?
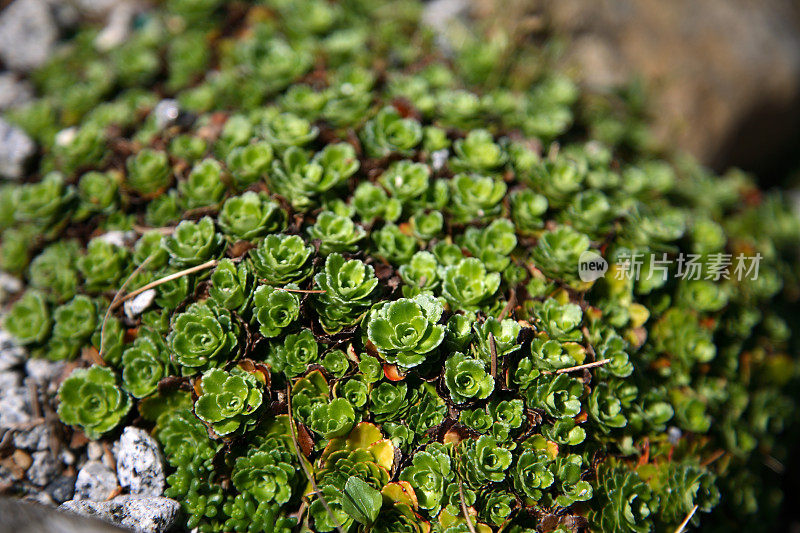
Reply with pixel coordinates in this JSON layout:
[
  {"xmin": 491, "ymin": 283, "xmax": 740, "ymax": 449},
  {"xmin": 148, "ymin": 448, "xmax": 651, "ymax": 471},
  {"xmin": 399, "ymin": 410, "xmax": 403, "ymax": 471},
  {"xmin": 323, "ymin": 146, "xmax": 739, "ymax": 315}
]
[
  {"xmin": 194, "ymin": 366, "xmax": 264, "ymax": 436},
  {"xmin": 162, "ymin": 216, "xmax": 224, "ymax": 267},
  {"xmin": 57, "ymin": 366, "xmax": 132, "ymax": 439},
  {"xmin": 122, "ymin": 329, "xmax": 169, "ymax": 398},
  {"xmin": 3, "ymin": 290, "xmax": 51, "ymax": 345},
  {"xmin": 252, "ymin": 284, "xmax": 300, "ymax": 338},
  {"xmin": 249, "ymin": 233, "xmax": 314, "ymax": 285},
  {"xmin": 367, "ymin": 294, "xmax": 445, "ymax": 368},
  {"xmin": 314, "ymin": 253, "xmax": 379, "ymax": 333},
  {"xmin": 208, "ymin": 258, "xmax": 254, "ymax": 313},
  {"xmin": 444, "ymin": 352, "xmax": 494, "ymax": 404},
  {"xmin": 217, "ymin": 191, "xmax": 286, "ymax": 241},
  {"xmin": 167, "ymin": 302, "xmax": 239, "ymax": 373}
]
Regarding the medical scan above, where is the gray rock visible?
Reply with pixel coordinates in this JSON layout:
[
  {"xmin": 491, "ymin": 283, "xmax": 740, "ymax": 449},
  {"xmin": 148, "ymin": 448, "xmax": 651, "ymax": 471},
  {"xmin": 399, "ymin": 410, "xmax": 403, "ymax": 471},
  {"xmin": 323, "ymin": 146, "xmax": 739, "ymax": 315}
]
[
  {"xmin": 27, "ymin": 451, "xmax": 59, "ymax": 486},
  {"xmin": 60, "ymin": 495, "xmax": 180, "ymax": 533},
  {"xmin": 46, "ymin": 0, "xmax": 80, "ymax": 29},
  {"xmin": 0, "ymin": 272, "xmax": 24, "ymax": 303},
  {"xmin": 74, "ymin": 460, "xmax": 118, "ymax": 502},
  {"xmin": 14, "ymin": 424, "xmax": 51, "ymax": 451},
  {"xmin": 431, "ymin": 149, "xmax": 449, "ymax": 171},
  {"xmin": 25, "ymin": 358, "xmax": 66, "ymax": 389},
  {"xmin": 114, "ymin": 427, "xmax": 164, "ymax": 497},
  {"xmin": 0, "ymin": 369, "xmax": 22, "ymax": 389},
  {"xmin": 1, "ymin": 497, "xmax": 127, "ymax": 533},
  {"xmin": 532, "ymin": 0, "xmax": 800, "ymax": 172},
  {"xmin": 46, "ymin": 475, "xmax": 77, "ymax": 504},
  {"xmin": 73, "ymin": 0, "xmax": 127, "ymax": 17},
  {"xmin": 0, "ymin": 464, "xmax": 15, "ymax": 486},
  {"xmin": 97, "ymin": 230, "xmax": 135, "ymax": 248},
  {"xmin": 95, "ymin": 1, "xmax": 136, "ymax": 51},
  {"xmin": 0, "ymin": 73, "xmax": 34, "ymax": 111},
  {"xmin": 667, "ymin": 425, "xmax": 683, "ymax": 445},
  {"xmin": 25, "ymin": 490, "xmax": 56, "ymax": 506},
  {"xmin": 0, "ymin": 0, "xmax": 58, "ymax": 71},
  {"xmin": 0, "ymin": 329, "xmax": 26, "ymax": 371},
  {"xmin": 152, "ymin": 99, "xmax": 180, "ymax": 130},
  {"xmin": 0, "ymin": 384, "xmax": 33, "ymax": 429},
  {"xmin": 123, "ymin": 289, "xmax": 155, "ymax": 319},
  {"xmin": 422, "ymin": 0, "xmax": 469, "ymax": 54},
  {"xmin": 0, "ymin": 118, "xmax": 35, "ymax": 179},
  {"xmin": 86, "ymin": 441, "xmax": 104, "ymax": 462},
  {"xmin": 60, "ymin": 450, "xmax": 76, "ymax": 466}
]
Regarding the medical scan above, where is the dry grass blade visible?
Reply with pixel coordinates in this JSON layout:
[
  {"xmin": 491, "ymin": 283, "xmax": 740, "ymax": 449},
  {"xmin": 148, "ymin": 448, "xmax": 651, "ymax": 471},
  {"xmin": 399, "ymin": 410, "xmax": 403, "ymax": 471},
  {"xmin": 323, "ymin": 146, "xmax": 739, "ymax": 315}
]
[
  {"xmin": 488, "ymin": 332, "xmax": 498, "ymax": 381},
  {"xmin": 275, "ymin": 287, "xmax": 326, "ymax": 294},
  {"xmin": 556, "ymin": 358, "xmax": 612, "ymax": 374},
  {"xmin": 98, "ymin": 253, "xmax": 156, "ymax": 361},
  {"xmin": 132, "ymin": 224, "xmax": 175, "ymax": 235},
  {"xmin": 457, "ymin": 475, "xmax": 477, "ymax": 533},
  {"xmin": 541, "ymin": 358, "xmax": 613, "ymax": 375},
  {"xmin": 454, "ymin": 446, "xmax": 477, "ymax": 533},
  {"xmin": 110, "ymin": 259, "xmax": 219, "ymax": 310},
  {"xmin": 498, "ymin": 288, "xmax": 516, "ymax": 321},
  {"xmin": 285, "ymin": 383, "xmax": 345, "ymax": 533},
  {"xmin": 674, "ymin": 504, "xmax": 699, "ymax": 533}
]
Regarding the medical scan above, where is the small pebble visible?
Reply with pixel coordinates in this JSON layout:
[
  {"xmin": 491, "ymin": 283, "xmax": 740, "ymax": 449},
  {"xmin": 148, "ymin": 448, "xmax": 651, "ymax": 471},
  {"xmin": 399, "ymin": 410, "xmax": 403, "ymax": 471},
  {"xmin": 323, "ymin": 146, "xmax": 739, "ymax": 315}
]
[
  {"xmin": 0, "ymin": 118, "xmax": 35, "ymax": 179},
  {"xmin": 114, "ymin": 427, "xmax": 165, "ymax": 497},
  {"xmin": 74, "ymin": 460, "xmax": 118, "ymax": 502},
  {"xmin": 46, "ymin": 475, "xmax": 77, "ymax": 504},
  {"xmin": 27, "ymin": 450, "xmax": 59, "ymax": 486}
]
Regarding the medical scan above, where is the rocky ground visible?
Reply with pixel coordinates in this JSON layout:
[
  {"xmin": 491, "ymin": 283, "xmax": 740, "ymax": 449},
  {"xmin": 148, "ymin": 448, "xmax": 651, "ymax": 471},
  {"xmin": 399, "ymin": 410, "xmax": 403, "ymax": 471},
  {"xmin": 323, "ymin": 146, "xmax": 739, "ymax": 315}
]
[
  {"xmin": 0, "ymin": 4, "xmax": 177, "ymax": 531},
  {"xmin": 1, "ymin": 317, "xmax": 180, "ymax": 532}
]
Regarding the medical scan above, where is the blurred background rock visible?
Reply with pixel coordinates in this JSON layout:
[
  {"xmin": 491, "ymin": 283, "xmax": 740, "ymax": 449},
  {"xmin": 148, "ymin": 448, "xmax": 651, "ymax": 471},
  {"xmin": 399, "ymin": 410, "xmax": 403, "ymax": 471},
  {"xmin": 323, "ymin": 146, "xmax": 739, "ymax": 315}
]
[{"xmin": 429, "ymin": 0, "xmax": 800, "ymax": 186}]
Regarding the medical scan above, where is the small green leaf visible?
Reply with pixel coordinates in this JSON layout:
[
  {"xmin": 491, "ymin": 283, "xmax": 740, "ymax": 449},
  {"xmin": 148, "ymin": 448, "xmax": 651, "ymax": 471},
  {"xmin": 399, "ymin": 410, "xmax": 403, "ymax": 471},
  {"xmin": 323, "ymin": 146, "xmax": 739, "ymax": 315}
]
[{"xmin": 341, "ymin": 476, "xmax": 382, "ymax": 525}]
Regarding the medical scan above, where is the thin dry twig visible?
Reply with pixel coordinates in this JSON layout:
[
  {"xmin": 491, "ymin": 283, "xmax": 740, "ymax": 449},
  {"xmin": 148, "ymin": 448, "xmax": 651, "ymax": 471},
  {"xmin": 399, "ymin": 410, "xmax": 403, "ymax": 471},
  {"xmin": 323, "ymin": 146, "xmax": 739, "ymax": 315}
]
[
  {"xmin": 274, "ymin": 286, "xmax": 326, "ymax": 294},
  {"xmin": 488, "ymin": 332, "xmax": 498, "ymax": 381},
  {"xmin": 541, "ymin": 358, "xmax": 612, "ymax": 375},
  {"xmin": 457, "ymin": 467, "xmax": 477, "ymax": 533},
  {"xmin": 27, "ymin": 380, "xmax": 42, "ymax": 420},
  {"xmin": 2, "ymin": 418, "xmax": 46, "ymax": 431},
  {"xmin": 285, "ymin": 383, "xmax": 344, "ymax": 533},
  {"xmin": 99, "ymin": 253, "xmax": 156, "ymax": 360},
  {"xmin": 132, "ymin": 224, "xmax": 175, "ymax": 235},
  {"xmin": 498, "ymin": 288, "xmax": 516, "ymax": 321},
  {"xmin": 110, "ymin": 259, "xmax": 219, "ymax": 310},
  {"xmin": 700, "ymin": 449, "xmax": 725, "ymax": 467},
  {"xmin": 674, "ymin": 504, "xmax": 698, "ymax": 533},
  {"xmin": 456, "ymin": 448, "xmax": 475, "ymax": 533}
]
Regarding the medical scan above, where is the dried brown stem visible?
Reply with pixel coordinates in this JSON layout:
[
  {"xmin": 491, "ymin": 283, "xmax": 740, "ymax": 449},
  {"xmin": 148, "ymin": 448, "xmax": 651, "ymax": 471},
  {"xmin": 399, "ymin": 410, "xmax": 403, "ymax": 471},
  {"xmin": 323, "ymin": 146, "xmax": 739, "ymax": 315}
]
[
  {"xmin": 674, "ymin": 504, "xmax": 698, "ymax": 533},
  {"xmin": 132, "ymin": 224, "xmax": 175, "ymax": 235},
  {"xmin": 99, "ymin": 253, "xmax": 156, "ymax": 361},
  {"xmin": 110, "ymin": 259, "xmax": 218, "ymax": 310},
  {"xmin": 700, "ymin": 449, "xmax": 725, "ymax": 467},
  {"xmin": 274, "ymin": 286, "xmax": 326, "ymax": 294},
  {"xmin": 488, "ymin": 332, "xmax": 498, "ymax": 381},
  {"xmin": 498, "ymin": 288, "xmax": 516, "ymax": 321},
  {"xmin": 456, "ymin": 464, "xmax": 477, "ymax": 533},
  {"xmin": 285, "ymin": 383, "xmax": 344, "ymax": 533},
  {"xmin": 541, "ymin": 358, "xmax": 612, "ymax": 375}
]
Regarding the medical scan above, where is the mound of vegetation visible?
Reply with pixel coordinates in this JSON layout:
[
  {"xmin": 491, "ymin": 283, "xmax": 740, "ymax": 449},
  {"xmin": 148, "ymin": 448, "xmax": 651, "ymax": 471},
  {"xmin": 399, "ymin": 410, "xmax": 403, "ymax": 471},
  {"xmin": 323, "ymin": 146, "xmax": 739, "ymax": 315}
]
[{"xmin": 2, "ymin": 1, "xmax": 799, "ymax": 531}]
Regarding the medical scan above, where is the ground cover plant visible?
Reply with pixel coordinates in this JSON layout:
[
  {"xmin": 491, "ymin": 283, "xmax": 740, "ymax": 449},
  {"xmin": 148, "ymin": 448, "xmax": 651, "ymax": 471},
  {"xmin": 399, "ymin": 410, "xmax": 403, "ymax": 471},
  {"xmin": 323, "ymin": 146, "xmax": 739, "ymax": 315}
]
[{"xmin": 2, "ymin": 0, "xmax": 800, "ymax": 531}]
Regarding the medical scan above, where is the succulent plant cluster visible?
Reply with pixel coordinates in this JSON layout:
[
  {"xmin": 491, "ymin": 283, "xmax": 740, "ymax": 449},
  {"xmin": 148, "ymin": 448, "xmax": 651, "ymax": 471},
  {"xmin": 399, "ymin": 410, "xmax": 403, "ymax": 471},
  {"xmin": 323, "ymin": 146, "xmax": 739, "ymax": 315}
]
[{"xmin": 1, "ymin": 0, "xmax": 799, "ymax": 532}]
